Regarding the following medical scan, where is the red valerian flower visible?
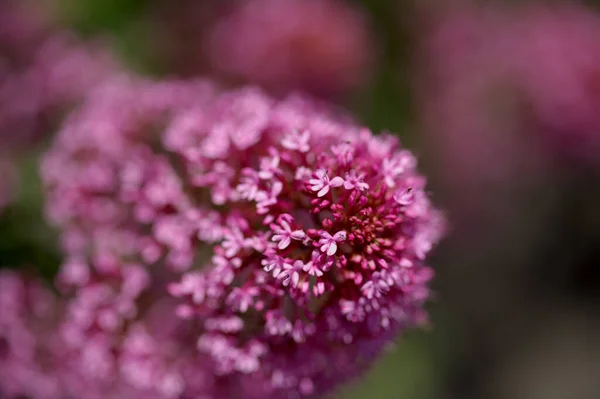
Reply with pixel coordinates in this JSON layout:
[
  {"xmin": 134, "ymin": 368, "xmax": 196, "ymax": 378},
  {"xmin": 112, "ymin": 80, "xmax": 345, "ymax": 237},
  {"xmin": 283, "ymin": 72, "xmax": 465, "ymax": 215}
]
[{"xmin": 43, "ymin": 79, "xmax": 444, "ymax": 398}]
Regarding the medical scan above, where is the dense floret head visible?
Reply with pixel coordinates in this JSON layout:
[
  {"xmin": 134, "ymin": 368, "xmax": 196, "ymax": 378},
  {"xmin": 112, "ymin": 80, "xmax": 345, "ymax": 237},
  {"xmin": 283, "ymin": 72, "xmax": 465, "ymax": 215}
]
[{"xmin": 42, "ymin": 79, "xmax": 444, "ymax": 398}]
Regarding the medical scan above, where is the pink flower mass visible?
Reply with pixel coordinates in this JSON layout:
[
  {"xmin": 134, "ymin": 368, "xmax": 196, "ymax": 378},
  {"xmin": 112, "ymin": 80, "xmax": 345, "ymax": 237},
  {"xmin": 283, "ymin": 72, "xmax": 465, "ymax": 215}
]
[
  {"xmin": 0, "ymin": 0, "xmax": 118, "ymax": 149},
  {"xmin": 0, "ymin": 0, "xmax": 119, "ymax": 212},
  {"xmin": 30, "ymin": 77, "xmax": 444, "ymax": 398},
  {"xmin": 418, "ymin": 1, "xmax": 600, "ymax": 171},
  {"xmin": 208, "ymin": 0, "xmax": 373, "ymax": 98}
]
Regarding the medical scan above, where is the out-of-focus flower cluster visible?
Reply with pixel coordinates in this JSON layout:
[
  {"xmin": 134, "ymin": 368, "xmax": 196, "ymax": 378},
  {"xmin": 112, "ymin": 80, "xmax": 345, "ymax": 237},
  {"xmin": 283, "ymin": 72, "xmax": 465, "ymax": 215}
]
[
  {"xmin": 1, "ymin": 1, "xmax": 443, "ymax": 398},
  {"xmin": 31, "ymin": 76, "xmax": 443, "ymax": 398},
  {"xmin": 416, "ymin": 1, "xmax": 600, "ymax": 234},
  {"xmin": 207, "ymin": 0, "xmax": 373, "ymax": 98},
  {"xmin": 0, "ymin": 267, "xmax": 216, "ymax": 399},
  {"xmin": 0, "ymin": 0, "xmax": 119, "ymax": 213},
  {"xmin": 508, "ymin": 3, "xmax": 600, "ymax": 163},
  {"xmin": 0, "ymin": 270, "xmax": 65, "ymax": 399},
  {"xmin": 418, "ymin": 1, "xmax": 600, "ymax": 171}
]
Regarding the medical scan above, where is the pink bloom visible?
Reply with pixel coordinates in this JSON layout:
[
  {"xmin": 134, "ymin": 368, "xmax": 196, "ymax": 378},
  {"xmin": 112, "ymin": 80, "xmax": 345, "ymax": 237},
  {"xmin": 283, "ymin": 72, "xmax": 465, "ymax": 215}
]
[
  {"xmin": 318, "ymin": 230, "xmax": 347, "ymax": 256},
  {"xmin": 344, "ymin": 170, "xmax": 369, "ymax": 191},
  {"xmin": 221, "ymin": 227, "xmax": 247, "ymax": 258},
  {"xmin": 381, "ymin": 151, "xmax": 416, "ymax": 188},
  {"xmin": 302, "ymin": 252, "xmax": 325, "ymax": 277},
  {"xmin": 281, "ymin": 130, "xmax": 311, "ymax": 152},
  {"xmin": 258, "ymin": 151, "xmax": 281, "ymax": 180},
  {"xmin": 207, "ymin": 0, "xmax": 374, "ymax": 98},
  {"xmin": 261, "ymin": 254, "xmax": 289, "ymax": 276},
  {"xmin": 255, "ymin": 180, "xmax": 283, "ymax": 215},
  {"xmin": 418, "ymin": 1, "xmax": 600, "ymax": 190},
  {"xmin": 0, "ymin": 5, "xmax": 120, "ymax": 220},
  {"xmin": 270, "ymin": 214, "xmax": 306, "ymax": 249},
  {"xmin": 0, "ymin": 271, "xmax": 65, "ymax": 399},
  {"xmin": 308, "ymin": 169, "xmax": 344, "ymax": 197},
  {"xmin": 510, "ymin": 3, "xmax": 600, "ymax": 164},
  {"xmin": 237, "ymin": 168, "xmax": 261, "ymax": 201},
  {"xmin": 0, "ymin": 2, "xmax": 120, "ymax": 215},
  {"xmin": 42, "ymin": 81, "xmax": 444, "ymax": 399},
  {"xmin": 275, "ymin": 260, "xmax": 303, "ymax": 288},
  {"xmin": 394, "ymin": 185, "xmax": 417, "ymax": 206}
]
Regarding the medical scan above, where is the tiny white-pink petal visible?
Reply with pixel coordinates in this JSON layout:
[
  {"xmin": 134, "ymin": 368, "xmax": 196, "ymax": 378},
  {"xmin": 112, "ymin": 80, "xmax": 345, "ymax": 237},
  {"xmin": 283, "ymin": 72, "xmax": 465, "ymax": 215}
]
[
  {"xmin": 330, "ymin": 176, "xmax": 345, "ymax": 187},
  {"xmin": 327, "ymin": 242, "xmax": 338, "ymax": 256},
  {"xmin": 278, "ymin": 236, "xmax": 291, "ymax": 250},
  {"xmin": 317, "ymin": 186, "xmax": 329, "ymax": 197}
]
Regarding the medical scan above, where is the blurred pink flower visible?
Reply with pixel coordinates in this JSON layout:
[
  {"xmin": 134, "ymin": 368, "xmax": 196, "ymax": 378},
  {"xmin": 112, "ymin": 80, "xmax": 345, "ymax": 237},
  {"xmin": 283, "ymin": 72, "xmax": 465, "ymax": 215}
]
[
  {"xmin": 0, "ymin": 270, "xmax": 220, "ymax": 399},
  {"xmin": 42, "ymin": 77, "xmax": 443, "ymax": 398},
  {"xmin": 0, "ymin": 270, "xmax": 65, "ymax": 399},
  {"xmin": 416, "ymin": 3, "xmax": 526, "ymax": 233},
  {"xmin": 508, "ymin": 2, "xmax": 600, "ymax": 163},
  {"xmin": 0, "ymin": 33, "xmax": 120, "ymax": 150},
  {"xmin": 414, "ymin": 1, "xmax": 600, "ymax": 236},
  {"xmin": 0, "ymin": 0, "xmax": 121, "ymax": 146},
  {"xmin": 0, "ymin": 0, "xmax": 120, "ymax": 210},
  {"xmin": 207, "ymin": 0, "xmax": 374, "ymax": 98},
  {"xmin": 417, "ymin": 1, "xmax": 600, "ymax": 178}
]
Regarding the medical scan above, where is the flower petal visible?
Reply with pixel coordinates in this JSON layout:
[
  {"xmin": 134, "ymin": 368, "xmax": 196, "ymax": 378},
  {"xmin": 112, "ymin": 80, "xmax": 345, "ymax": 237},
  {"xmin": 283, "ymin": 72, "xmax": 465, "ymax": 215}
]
[
  {"xmin": 290, "ymin": 230, "xmax": 306, "ymax": 240},
  {"xmin": 326, "ymin": 242, "xmax": 337, "ymax": 256},
  {"xmin": 330, "ymin": 176, "xmax": 345, "ymax": 187},
  {"xmin": 317, "ymin": 186, "xmax": 329, "ymax": 197},
  {"xmin": 278, "ymin": 236, "xmax": 291, "ymax": 250}
]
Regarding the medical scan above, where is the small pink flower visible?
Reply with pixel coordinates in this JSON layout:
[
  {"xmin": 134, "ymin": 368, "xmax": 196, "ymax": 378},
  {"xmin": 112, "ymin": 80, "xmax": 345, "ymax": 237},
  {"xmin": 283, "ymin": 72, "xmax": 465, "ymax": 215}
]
[
  {"xmin": 361, "ymin": 271, "xmax": 393, "ymax": 299},
  {"xmin": 302, "ymin": 258, "xmax": 324, "ymax": 277},
  {"xmin": 276, "ymin": 260, "xmax": 303, "ymax": 287},
  {"xmin": 237, "ymin": 168, "xmax": 261, "ymax": 200},
  {"xmin": 340, "ymin": 299, "xmax": 366, "ymax": 322},
  {"xmin": 343, "ymin": 170, "xmax": 369, "ymax": 191},
  {"xmin": 294, "ymin": 166, "xmax": 312, "ymax": 181},
  {"xmin": 258, "ymin": 151, "xmax": 281, "ymax": 180},
  {"xmin": 261, "ymin": 254, "xmax": 289, "ymax": 276},
  {"xmin": 255, "ymin": 181, "xmax": 283, "ymax": 214},
  {"xmin": 270, "ymin": 215, "xmax": 306, "ymax": 249},
  {"xmin": 265, "ymin": 310, "xmax": 293, "ymax": 336},
  {"xmin": 381, "ymin": 152, "xmax": 416, "ymax": 188},
  {"xmin": 221, "ymin": 228, "xmax": 247, "ymax": 257},
  {"xmin": 308, "ymin": 169, "xmax": 344, "ymax": 197},
  {"xmin": 227, "ymin": 286, "xmax": 260, "ymax": 313},
  {"xmin": 318, "ymin": 230, "xmax": 347, "ymax": 256},
  {"xmin": 394, "ymin": 186, "xmax": 415, "ymax": 206},
  {"xmin": 281, "ymin": 130, "xmax": 310, "ymax": 152}
]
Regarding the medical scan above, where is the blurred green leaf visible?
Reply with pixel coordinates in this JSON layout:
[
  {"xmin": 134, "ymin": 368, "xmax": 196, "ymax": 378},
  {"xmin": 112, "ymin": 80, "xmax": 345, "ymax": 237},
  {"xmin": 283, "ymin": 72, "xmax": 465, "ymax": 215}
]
[
  {"xmin": 58, "ymin": 0, "xmax": 150, "ymax": 34},
  {"xmin": 335, "ymin": 332, "xmax": 437, "ymax": 399},
  {"xmin": 0, "ymin": 151, "xmax": 61, "ymax": 280}
]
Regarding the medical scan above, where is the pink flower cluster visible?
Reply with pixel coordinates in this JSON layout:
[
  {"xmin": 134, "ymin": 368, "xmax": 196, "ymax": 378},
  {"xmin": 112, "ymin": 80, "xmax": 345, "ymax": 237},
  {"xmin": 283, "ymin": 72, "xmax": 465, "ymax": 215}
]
[
  {"xmin": 0, "ymin": 270, "xmax": 65, "ymax": 398},
  {"xmin": 0, "ymin": 0, "xmax": 119, "ymax": 212},
  {"xmin": 39, "ymin": 77, "xmax": 443, "ymax": 398},
  {"xmin": 0, "ymin": 269, "xmax": 225, "ymax": 399},
  {"xmin": 208, "ymin": 0, "xmax": 373, "ymax": 98},
  {"xmin": 418, "ymin": 1, "xmax": 600, "ymax": 168},
  {"xmin": 0, "ymin": 0, "xmax": 118, "ymax": 149},
  {"xmin": 414, "ymin": 1, "xmax": 600, "ymax": 237},
  {"xmin": 509, "ymin": 2, "xmax": 600, "ymax": 163}
]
